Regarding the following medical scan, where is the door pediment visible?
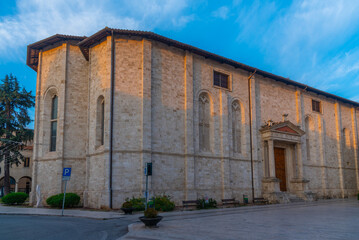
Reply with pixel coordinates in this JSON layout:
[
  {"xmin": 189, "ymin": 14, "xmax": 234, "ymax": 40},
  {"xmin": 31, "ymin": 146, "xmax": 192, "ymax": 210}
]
[{"xmin": 260, "ymin": 121, "xmax": 305, "ymax": 142}]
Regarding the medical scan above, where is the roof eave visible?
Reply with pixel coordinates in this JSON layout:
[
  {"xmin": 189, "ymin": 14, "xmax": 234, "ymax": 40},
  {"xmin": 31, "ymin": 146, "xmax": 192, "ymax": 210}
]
[{"xmin": 26, "ymin": 34, "xmax": 86, "ymax": 72}]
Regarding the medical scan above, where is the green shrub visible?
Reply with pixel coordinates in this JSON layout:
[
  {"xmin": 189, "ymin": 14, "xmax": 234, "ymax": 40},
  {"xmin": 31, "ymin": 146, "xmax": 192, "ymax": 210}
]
[
  {"xmin": 1, "ymin": 192, "xmax": 28, "ymax": 205},
  {"xmin": 154, "ymin": 195, "xmax": 175, "ymax": 212},
  {"xmin": 122, "ymin": 201, "xmax": 132, "ymax": 208},
  {"xmin": 126, "ymin": 197, "xmax": 145, "ymax": 211},
  {"xmin": 196, "ymin": 198, "xmax": 217, "ymax": 209},
  {"xmin": 144, "ymin": 208, "xmax": 158, "ymax": 218},
  {"xmin": 46, "ymin": 193, "xmax": 80, "ymax": 208}
]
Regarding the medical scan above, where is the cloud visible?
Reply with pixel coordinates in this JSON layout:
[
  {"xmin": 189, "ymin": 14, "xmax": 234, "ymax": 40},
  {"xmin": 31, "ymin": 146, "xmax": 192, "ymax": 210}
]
[
  {"xmin": 0, "ymin": 0, "xmax": 192, "ymax": 60},
  {"xmin": 234, "ymin": 0, "xmax": 359, "ymax": 98},
  {"xmin": 212, "ymin": 6, "xmax": 229, "ymax": 20}
]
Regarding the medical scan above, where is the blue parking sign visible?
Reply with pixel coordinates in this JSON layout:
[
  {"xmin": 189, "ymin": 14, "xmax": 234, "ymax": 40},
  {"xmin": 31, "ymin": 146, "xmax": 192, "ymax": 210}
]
[{"xmin": 62, "ymin": 168, "xmax": 71, "ymax": 180}]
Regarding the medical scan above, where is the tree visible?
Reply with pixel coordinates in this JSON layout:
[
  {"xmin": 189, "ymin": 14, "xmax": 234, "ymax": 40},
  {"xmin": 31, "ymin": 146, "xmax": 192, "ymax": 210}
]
[{"xmin": 0, "ymin": 74, "xmax": 35, "ymax": 195}]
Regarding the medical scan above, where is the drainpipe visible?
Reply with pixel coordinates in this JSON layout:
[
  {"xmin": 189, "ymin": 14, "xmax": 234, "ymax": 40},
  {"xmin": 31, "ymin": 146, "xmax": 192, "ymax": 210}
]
[
  {"xmin": 109, "ymin": 30, "xmax": 115, "ymax": 208},
  {"xmin": 248, "ymin": 69, "xmax": 256, "ymax": 203}
]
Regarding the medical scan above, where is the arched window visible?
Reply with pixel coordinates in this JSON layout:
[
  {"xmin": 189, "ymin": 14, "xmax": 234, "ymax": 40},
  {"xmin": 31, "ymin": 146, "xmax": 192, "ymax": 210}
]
[
  {"xmin": 199, "ymin": 92, "xmax": 211, "ymax": 151},
  {"xmin": 232, "ymin": 100, "xmax": 241, "ymax": 153},
  {"xmin": 305, "ymin": 116, "xmax": 314, "ymax": 161},
  {"xmin": 50, "ymin": 95, "xmax": 58, "ymax": 152},
  {"xmin": 96, "ymin": 96, "xmax": 105, "ymax": 146},
  {"xmin": 343, "ymin": 128, "xmax": 350, "ymax": 148},
  {"xmin": 342, "ymin": 128, "xmax": 351, "ymax": 163}
]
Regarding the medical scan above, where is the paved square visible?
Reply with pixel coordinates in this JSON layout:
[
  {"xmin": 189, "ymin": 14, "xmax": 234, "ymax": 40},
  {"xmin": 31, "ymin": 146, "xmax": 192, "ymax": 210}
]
[{"xmin": 121, "ymin": 199, "xmax": 359, "ymax": 240}]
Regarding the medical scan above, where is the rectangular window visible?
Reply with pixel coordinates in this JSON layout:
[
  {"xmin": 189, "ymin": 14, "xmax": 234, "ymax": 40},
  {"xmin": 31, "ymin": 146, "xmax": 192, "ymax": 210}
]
[
  {"xmin": 312, "ymin": 100, "xmax": 321, "ymax": 113},
  {"xmin": 24, "ymin": 158, "xmax": 30, "ymax": 167},
  {"xmin": 213, "ymin": 71, "xmax": 229, "ymax": 89}
]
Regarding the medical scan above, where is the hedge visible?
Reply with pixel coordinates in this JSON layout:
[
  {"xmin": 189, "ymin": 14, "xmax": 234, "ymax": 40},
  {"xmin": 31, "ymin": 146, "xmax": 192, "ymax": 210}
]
[
  {"xmin": 46, "ymin": 193, "xmax": 80, "ymax": 208},
  {"xmin": 1, "ymin": 192, "xmax": 28, "ymax": 205}
]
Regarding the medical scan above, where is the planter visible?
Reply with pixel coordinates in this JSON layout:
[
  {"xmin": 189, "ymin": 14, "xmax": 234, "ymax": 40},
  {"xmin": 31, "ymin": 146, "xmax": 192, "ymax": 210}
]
[
  {"xmin": 139, "ymin": 216, "xmax": 163, "ymax": 227},
  {"xmin": 121, "ymin": 207, "xmax": 134, "ymax": 215}
]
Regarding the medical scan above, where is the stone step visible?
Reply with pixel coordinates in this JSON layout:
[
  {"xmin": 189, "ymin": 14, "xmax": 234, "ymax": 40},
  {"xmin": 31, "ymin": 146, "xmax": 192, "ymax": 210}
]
[{"xmin": 289, "ymin": 197, "xmax": 305, "ymax": 203}]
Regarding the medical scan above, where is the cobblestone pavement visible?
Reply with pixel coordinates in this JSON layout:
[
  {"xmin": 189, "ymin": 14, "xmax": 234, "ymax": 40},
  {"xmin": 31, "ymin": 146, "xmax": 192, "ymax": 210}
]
[{"xmin": 120, "ymin": 199, "xmax": 359, "ymax": 240}]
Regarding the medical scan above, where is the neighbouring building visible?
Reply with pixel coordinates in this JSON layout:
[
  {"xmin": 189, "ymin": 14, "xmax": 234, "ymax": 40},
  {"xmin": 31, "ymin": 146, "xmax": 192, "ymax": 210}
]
[
  {"xmin": 26, "ymin": 27, "xmax": 359, "ymax": 208},
  {"xmin": 0, "ymin": 141, "xmax": 33, "ymax": 196}
]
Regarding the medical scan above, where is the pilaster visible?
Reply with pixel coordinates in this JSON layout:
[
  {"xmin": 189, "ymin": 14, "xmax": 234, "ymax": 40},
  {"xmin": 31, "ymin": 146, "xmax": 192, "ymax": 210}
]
[
  {"xmin": 268, "ymin": 140, "xmax": 275, "ymax": 178},
  {"xmin": 335, "ymin": 102, "xmax": 345, "ymax": 197},
  {"xmin": 142, "ymin": 39, "xmax": 152, "ymax": 195},
  {"xmin": 184, "ymin": 51, "xmax": 196, "ymax": 200},
  {"xmin": 351, "ymin": 107, "xmax": 359, "ymax": 190}
]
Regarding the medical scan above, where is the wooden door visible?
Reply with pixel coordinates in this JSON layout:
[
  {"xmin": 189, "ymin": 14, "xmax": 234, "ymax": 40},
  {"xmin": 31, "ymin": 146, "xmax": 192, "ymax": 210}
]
[{"xmin": 274, "ymin": 147, "xmax": 286, "ymax": 191}]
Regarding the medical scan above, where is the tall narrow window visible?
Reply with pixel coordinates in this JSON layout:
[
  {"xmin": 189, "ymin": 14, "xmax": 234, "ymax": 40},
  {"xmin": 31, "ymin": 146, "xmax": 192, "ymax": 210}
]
[
  {"xmin": 232, "ymin": 101, "xmax": 241, "ymax": 153},
  {"xmin": 199, "ymin": 93, "xmax": 211, "ymax": 151},
  {"xmin": 305, "ymin": 116, "xmax": 315, "ymax": 162},
  {"xmin": 96, "ymin": 96, "xmax": 105, "ymax": 147},
  {"xmin": 305, "ymin": 117, "xmax": 311, "ymax": 161},
  {"xmin": 24, "ymin": 158, "xmax": 30, "ymax": 167},
  {"xmin": 50, "ymin": 95, "xmax": 58, "ymax": 152},
  {"xmin": 342, "ymin": 128, "xmax": 351, "ymax": 164}
]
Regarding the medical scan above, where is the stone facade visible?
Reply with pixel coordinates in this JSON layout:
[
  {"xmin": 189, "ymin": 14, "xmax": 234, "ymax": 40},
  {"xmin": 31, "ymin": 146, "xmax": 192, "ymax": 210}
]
[{"xmin": 27, "ymin": 28, "xmax": 359, "ymax": 208}]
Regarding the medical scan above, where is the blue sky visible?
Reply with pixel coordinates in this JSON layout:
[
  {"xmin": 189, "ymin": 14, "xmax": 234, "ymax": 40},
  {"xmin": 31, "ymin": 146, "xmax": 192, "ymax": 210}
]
[{"xmin": 1, "ymin": 0, "xmax": 359, "ymax": 127}]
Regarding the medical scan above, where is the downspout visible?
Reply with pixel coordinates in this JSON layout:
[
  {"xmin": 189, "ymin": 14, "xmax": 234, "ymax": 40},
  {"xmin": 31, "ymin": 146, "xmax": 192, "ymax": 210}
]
[
  {"xmin": 248, "ymin": 69, "xmax": 256, "ymax": 203},
  {"xmin": 109, "ymin": 30, "xmax": 115, "ymax": 208}
]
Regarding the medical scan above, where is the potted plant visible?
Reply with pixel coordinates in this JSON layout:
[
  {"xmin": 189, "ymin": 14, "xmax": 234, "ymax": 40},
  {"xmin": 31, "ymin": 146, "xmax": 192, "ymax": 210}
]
[
  {"xmin": 139, "ymin": 208, "xmax": 163, "ymax": 227},
  {"xmin": 121, "ymin": 201, "xmax": 134, "ymax": 214}
]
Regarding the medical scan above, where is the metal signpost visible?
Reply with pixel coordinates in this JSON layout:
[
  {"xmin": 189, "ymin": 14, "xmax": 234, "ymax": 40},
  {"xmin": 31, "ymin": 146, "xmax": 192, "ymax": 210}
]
[
  {"xmin": 62, "ymin": 168, "xmax": 71, "ymax": 216},
  {"xmin": 144, "ymin": 163, "xmax": 152, "ymax": 210}
]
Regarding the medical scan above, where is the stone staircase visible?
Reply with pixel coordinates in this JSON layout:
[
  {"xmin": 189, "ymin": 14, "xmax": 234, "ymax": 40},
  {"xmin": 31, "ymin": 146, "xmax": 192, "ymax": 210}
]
[
  {"xmin": 264, "ymin": 192, "xmax": 315, "ymax": 204},
  {"xmin": 288, "ymin": 194, "xmax": 305, "ymax": 203}
]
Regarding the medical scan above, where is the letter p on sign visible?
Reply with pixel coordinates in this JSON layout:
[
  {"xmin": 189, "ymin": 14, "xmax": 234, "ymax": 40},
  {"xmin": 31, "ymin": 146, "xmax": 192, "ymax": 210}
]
[{"xmin": 62, "ymin": 168, "xmax": 71, "ymax": 181}]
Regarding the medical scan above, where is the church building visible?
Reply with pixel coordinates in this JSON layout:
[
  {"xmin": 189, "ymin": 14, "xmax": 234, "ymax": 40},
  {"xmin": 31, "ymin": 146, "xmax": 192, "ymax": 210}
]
[{"xmin": 26, "ymin": 27, "xmax": 359, "ymax": 208}]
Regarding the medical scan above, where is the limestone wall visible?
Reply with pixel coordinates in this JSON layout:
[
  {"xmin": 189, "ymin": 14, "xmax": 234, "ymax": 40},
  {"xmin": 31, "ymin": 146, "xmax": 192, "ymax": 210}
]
[
  {"xmin": 31, "ymin": 33, "xmax": 359, "ymax": 208},
  {"xmin": 85, "ymin": 38, "xmax": 111, "ymax": 208},
  {"xmin": 256, "ymin": 74, "xmax": 359, "ymax": 198},
  {"xmin": 31, "ymin": 43, "xmax": 89, "ymax": 205}
]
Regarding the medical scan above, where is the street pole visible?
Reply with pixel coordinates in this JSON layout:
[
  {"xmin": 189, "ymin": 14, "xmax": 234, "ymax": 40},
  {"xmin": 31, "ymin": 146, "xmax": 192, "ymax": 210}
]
[
  {"xmin": 61, "ymin": 180, "xmax": 67, "ymax": 216},
  {"xmin": 145, "ymin": 174, "xmax": 148, "ymax": 210}
]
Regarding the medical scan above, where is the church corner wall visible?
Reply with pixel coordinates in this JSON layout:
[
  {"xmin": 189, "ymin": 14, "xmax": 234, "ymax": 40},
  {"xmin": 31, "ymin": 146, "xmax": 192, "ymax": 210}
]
[
  {"xmin": 32, "ymin": 44, "xmax": 67, "ymax": 204},
  {"xmin": 85, "ymin": 37, "xmax": 112, "ymax": 208},
  {"xmin": 31, "ymin": 43, "xmax": 90, "ymax": 206}
]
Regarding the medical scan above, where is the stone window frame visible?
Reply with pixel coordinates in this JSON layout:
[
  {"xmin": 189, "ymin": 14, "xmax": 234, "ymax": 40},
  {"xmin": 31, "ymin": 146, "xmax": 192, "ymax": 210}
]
[
  {"xmin": 231, "ymin": 99, "xmax": 242, "ymax": 154},
  {"xmin": 342, "ymin": 127, "xmax": 352, "ymax": 166},
  {"xmin": 96, "ymin": 95, "xmax": 105, "ymax": 148},
  {"xmin": 198, "ymin": 91, "xmax": 213, "ymax": 153},
  {"xmin": 311, "ymin": 99, "xmax": 322, "ymax": 114},
  {"xmin": 304, "ymin": 115, "xmax": 314, "ymax": 162},
  {"xmin": 23, "ymin": 157, "xmax": 30, "ymax": 168},
  {"xmin": 212, "ymin": 68, "xmax": 232, "ymax": 91},
  {"xmin": 49, "ymin": 95, "xmax": 58, "ymax": 152}
]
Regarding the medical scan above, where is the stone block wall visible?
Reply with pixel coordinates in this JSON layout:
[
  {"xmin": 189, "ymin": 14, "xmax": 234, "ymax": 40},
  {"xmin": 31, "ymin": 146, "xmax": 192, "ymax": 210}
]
[{"xmin": 31, "ymin": 33, "xmax": 359, "ymax": 208}]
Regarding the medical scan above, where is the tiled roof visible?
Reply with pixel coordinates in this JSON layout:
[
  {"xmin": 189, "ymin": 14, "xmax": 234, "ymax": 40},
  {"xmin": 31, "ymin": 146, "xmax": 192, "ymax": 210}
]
[{"xmin": 27, "ymin": 34, "xmax": 86, "ymax": 71}]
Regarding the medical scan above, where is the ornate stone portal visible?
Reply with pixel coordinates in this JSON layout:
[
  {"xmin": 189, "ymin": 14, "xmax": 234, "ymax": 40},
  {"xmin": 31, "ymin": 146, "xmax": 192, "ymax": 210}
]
[{"xmin": 260, "ymin": 120, "xmax": 313, "ymax": 203}]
